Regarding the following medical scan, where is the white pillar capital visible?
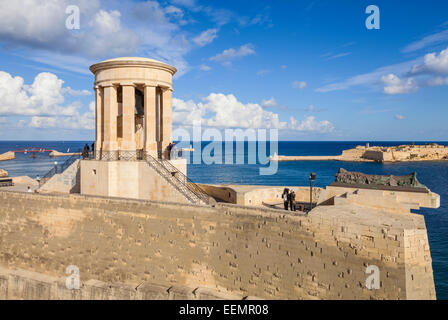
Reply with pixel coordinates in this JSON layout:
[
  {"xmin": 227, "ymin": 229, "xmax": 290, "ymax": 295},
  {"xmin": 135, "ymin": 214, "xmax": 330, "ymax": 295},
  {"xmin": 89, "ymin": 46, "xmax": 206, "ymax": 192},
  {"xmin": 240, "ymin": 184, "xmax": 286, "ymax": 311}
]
[
  {"xmin": 120, "ymin": 82, "xmax": 136, "ymax": 87},
  {"xmin": 159, "ymin": 85, "xmax": 173, "ymax": 92},
  {"xmin": 143, "ymin": 82, "xmax": 157, "ymax": 88}
]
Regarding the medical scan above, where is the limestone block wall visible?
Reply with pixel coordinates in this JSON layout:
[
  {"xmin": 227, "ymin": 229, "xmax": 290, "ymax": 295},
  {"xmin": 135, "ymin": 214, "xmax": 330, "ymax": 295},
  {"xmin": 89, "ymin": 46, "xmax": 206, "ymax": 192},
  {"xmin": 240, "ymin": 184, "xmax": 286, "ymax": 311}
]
[
  {"xmin": 39, "ymin": 160, "xmax": 80, "ymax": 194},
  {"xmin": 0, "ymin": 191, "xmax": 436, "ymax": 300},
  {"xmin": 392, "ymin": 151, "xmax": 411, "ymax": 161},
  {"xmin": 362, "ymin": 150, "xmax": 394, "ymax": 162},
  {"xmin": 341, "ymin": 147, "xmax": 365, "ymax": 158}
]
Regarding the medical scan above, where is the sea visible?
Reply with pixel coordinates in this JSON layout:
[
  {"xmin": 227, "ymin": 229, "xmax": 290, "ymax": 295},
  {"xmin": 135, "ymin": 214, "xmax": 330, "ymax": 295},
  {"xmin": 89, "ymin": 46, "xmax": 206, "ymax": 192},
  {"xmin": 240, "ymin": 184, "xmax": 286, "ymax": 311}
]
[{"xmin": 1, "ymin": 140, "xmax": 447, "ymax": 299}]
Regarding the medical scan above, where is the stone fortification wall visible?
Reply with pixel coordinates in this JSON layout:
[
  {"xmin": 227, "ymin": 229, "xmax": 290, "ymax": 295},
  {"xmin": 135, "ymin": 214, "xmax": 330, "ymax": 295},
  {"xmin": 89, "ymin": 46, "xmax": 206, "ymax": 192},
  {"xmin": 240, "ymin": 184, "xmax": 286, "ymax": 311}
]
[{"xmin": 0, "ymin": 191, "xmax": 436, "ymax": 300}]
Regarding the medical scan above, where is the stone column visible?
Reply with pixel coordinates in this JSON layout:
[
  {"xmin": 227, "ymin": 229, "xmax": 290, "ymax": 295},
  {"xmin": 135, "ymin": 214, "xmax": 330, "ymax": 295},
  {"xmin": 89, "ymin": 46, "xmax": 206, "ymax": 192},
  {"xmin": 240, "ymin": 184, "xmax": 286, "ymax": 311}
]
[
  {"xmin": 144, "ymin": 84, "xmax": 157, "ymax": 158},
  {"xmin": 102, "ymin": 84, "xmax": 118, "ymax": 153},
  {"xmin": 121, "ymin": 84, "xmax": 136, "ymax": 153},
  {"xmin": 94, "ymin": 86, "xmax": 103, "ymax": 159},
  {"xmin": 160, "ymin": 87, "xmax": 173, "ymax": 159}
]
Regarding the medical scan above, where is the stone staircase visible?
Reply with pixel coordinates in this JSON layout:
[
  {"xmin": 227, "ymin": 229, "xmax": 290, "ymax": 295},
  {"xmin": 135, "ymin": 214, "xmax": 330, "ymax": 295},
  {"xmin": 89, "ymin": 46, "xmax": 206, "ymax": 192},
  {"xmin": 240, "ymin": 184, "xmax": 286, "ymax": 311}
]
[
  {"xmin": 38, "ymin": 159, "xmax": 81, "ymax": 194},
  {"xmin": 144, "ymin": 154, "xmax": 214, "ymax": 205},
  {"xmin": 39, "ymin": 153, "xmax": 81, "ymax": 188}
]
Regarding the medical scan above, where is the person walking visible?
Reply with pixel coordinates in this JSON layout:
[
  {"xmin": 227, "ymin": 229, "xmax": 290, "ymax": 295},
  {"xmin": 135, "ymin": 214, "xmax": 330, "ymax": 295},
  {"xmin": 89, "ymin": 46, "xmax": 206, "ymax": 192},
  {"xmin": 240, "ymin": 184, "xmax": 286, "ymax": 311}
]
[
  {"xmin": 36, "ymin": 174, "xmax": 40, "ymax": 185},
  {"xmin": 290, "ymin": 190, "xmax": 296, "ymax": 212},
  {"xmin": 282, "ymin": 188, "xmax": 289, "ymax": 210}
]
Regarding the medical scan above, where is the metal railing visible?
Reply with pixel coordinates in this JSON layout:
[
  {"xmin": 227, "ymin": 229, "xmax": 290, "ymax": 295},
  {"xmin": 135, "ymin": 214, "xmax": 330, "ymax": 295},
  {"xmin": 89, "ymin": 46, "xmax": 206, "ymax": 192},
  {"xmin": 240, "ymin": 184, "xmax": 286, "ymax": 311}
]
[
  {"xmin": 39, "ymin": 150, "xmax": 81, "ymax": 187},
  {"xmin": 144, "ymin": 152, "xmax": 211, "ymax": 205},
  {"xmin": 90, "ymin": 150, "xmax": 145, "ymax": 161},
  {"xmin": 158, "ymin": 157, "xmax": 211, "ymax": 204},
  {"xmin": 90, "ymin": 149, "xmax": 187, "ymax": 161}
]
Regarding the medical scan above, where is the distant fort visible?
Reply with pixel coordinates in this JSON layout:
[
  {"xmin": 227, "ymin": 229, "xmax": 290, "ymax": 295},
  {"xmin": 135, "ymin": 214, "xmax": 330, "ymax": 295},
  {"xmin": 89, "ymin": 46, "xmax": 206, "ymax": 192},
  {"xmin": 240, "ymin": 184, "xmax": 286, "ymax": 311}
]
[
  {"xmin": 0, "ymin": 58, "xmax": 441, "ymax": 300},
  {"xmin": 271, "ymin": 143, "xmax": 448, "ymax": 163}
]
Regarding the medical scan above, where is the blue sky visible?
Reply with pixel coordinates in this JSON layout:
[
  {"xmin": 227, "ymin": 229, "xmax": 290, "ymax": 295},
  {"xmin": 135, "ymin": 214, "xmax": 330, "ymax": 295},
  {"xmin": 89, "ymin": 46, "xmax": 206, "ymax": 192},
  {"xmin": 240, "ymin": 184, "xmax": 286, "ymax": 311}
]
[{"xmin": 0, "ymin": 0, "xmax": 448, "ymax": 141}]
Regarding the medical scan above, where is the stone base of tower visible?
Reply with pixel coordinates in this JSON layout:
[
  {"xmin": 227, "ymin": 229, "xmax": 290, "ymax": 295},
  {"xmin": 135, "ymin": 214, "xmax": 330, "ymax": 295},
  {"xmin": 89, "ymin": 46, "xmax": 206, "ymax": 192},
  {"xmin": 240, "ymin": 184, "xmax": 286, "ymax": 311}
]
[{"xmin": 80, "ymin": 159, "xmax": 189, "ymax": 203}]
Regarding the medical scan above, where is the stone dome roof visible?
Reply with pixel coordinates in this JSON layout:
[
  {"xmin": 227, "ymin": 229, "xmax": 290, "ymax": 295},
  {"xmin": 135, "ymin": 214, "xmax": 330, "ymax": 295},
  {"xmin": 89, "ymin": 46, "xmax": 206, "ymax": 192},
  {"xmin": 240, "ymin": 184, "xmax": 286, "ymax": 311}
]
[{"xmin": 90, "ymin": 57, "xmax": 177, "ymax": 75}]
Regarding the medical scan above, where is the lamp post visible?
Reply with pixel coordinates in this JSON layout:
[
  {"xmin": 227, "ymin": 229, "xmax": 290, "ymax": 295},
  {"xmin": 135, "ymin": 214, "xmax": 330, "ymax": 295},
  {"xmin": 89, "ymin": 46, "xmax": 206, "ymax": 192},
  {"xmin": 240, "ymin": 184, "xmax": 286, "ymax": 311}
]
[{"xmin": 309, "ymin": 172, "xmax": 316, "ymax": 213}]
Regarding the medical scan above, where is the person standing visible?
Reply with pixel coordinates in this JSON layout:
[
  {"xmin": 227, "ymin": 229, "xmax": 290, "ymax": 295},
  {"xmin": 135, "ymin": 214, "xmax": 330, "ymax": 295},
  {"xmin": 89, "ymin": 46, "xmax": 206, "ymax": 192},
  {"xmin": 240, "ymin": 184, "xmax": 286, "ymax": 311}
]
[
  {"xmin": 282, "ymin": 188, "xmax": 289, "ymax": 210},
  {"xmin": 82, "ymin": 144, "xmax": 90, "ymax": 159},
  {"xmin": 167, "ymin": 141, "xmax": 175, "ymax": 160},
  {"xmin": 290, "ymin": 190, "xmax": 296, "ymax": 212}
]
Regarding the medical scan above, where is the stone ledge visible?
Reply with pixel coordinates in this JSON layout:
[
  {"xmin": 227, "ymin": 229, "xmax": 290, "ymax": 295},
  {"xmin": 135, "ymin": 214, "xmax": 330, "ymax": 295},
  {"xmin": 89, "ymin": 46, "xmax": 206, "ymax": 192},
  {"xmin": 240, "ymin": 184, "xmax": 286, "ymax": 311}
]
[{"xmin": 0, "ymin": 266, "xmax": 255, "ymax": 300}]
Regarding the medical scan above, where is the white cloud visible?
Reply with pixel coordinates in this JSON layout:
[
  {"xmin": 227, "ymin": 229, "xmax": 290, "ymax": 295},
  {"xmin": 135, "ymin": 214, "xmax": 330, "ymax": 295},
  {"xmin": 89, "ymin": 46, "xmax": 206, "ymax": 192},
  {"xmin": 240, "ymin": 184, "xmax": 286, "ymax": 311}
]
[
  {"xmin": 403, "ymin": 29, "xmax": 448, "ymax": 53},
  {"xmin": 0, "ymin": 1, "xmax": 139, "ymax": 59},
  {"xmin": 193, "ymin": 28, "xmax": 218, "ymax": 47},
  {"xmin": 427, "ymin": 76, "xmax": 448, "ymax": 86},
  {"xmin": 292, "ymin": 81, "xmax": 307, "ymax": 89},
  {"xmin": 411, "ymin": 48, "xmax": 448, "ymax": 75},
  {"xmin": 316, "ymin": 58, "xmax": 421, "ymax": 93},
  {"xmin": 0, "ymin": 0, "xmax": 194, "ymax": 76},
  {"xmin": 172, "ymin": 93, "xmax": 334, "ymax": 133},
  {"xmin": 165, "ymin": 5, "xmax": 185, "ymax": 23},
  {"xmin": 395, "ymin": 114, "xmax": 406, "ymax": 120},
  {"xmin": 90, "ymin": 9, "xmax": 121, "ymax": 33},
  {"xmin": 61, "ymin": 87, "xmax": 92, "ymax": 96},
  {"xmin": 261, "ymin": 98, "xmax": 278, "ymax": 108},
  {"xmin": 289, "ymin": 116, "xmax": 334, "ymax": 133},
  {"xmin": 29, "ymin": 101, "xmax": 94, "ymax": 130},
  {"xmin": 0, "ymin": 70, "xmax": 93, "ymax": 130},
  {"xmin": 325, "ymin": 52, "xmax": 352, "ymax": 60},
  {"xmin": 0, "ymin": 0, "xmax": 99, "ymax": 47},
  {"xmin": 381, "ymin": 74, "xmax": 418, "ymax": 95},
  {"xmin": 317, "ymin": 47, "xmax": 448, "ymax": 94},
  {"xmin": 199, "ymin": 65, "xmax": 211, "ymax": 71},
  {"xmin": 210, "ymin": 44, "xmax": 255, "ymax": 65}
]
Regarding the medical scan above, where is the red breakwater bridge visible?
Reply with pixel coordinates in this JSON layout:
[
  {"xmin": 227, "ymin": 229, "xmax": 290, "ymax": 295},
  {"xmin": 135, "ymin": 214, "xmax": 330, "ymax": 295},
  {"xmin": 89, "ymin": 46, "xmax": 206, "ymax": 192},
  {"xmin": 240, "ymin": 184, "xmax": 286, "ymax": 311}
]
[
  {"xmin": 2, "ymin": 148, "xmax": 80, "ymax": 160},
  {"xmin": 12, "ymin": 148, "xmax": 54, "ymax": 159}
]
